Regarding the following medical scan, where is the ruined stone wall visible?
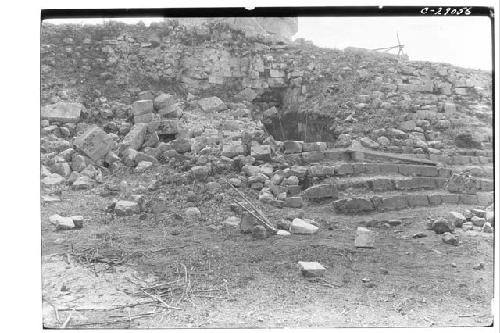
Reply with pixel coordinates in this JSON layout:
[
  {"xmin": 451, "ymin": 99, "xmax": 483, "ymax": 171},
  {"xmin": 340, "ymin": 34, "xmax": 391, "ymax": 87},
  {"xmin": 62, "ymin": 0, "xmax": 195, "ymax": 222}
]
[{"xmin": 41, "ymin": 19, "xmax": 492, "ymax": 153}]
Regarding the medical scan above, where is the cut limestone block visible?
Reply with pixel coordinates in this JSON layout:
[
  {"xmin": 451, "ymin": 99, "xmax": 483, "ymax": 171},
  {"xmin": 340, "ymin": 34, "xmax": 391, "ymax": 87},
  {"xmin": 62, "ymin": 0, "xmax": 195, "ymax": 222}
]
[
  {"xmin": 302, "ymin": 184, "xmax": 338, "ymax": 200},
  {"xmin": 290, "ymin": 218, "xmax": 318, "ymax": 234},
  {"xmin": 74, "ymin": 125, "xmax": 114, "ymax": 161},
  {"xmin": 132, "ymin": 100, "xmax": 154, "ymax": 116},
  {"xmin": 298, "ymin": 261, "xmax": 326, "ymax": 277},
  {"xmin": 448, "ymin": 212, "xmax": 466, "ymax": 227},
  {"xmin": 355, "ymin": 227, "xmax": 375, "ymax": 248},
  {"xmin": 114, "ymin": 201, "xmax": 141, "ymax": 216},
  {"xmin": 41, "ymin": 102, "xmax": 84, "ymax": 123},
  {"xmin": 49, "ymin": 214, "xmax": 74, "ymax": 230},
  {"xmin": 120, "ymin": 123, "xmax": 148, "ymax": 152}
]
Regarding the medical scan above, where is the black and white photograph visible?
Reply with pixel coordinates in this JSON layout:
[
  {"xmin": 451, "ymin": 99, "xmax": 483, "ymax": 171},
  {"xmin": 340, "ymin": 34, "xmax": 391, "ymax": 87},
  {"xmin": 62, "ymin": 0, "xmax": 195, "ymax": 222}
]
[{"xmin": 31, "ymin": 2, "xmax": 498, "ymax": 330}]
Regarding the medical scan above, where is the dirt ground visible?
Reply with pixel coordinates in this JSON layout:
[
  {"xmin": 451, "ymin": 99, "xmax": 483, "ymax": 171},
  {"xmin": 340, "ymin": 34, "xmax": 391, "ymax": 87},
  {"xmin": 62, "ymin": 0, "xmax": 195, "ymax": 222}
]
[{"xmin": 41, "ymin": 165, "xmax": 494, "ymax": 328}]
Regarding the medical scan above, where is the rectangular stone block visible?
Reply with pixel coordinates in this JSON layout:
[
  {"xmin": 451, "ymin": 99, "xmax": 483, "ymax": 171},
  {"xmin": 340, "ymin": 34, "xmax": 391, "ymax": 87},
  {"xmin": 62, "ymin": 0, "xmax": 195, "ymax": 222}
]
[
  {"xmin": 287, "ymin": 185, "xmax": 302, "ymax": 196},
  {"xmin": 377, "ymin": 196, "xmax": 408, "ymax": 211},
  {"xmin": 460, "ymin": 194, "xmax": 479, "ymax": 205},
  {"xmin": 309, "ymin": 165, "xmax": 335, "ymax": 178},
  {"xmin": 428, "ymin": 194, "xmax": 442, "ymax": 205},
  {"xmin": 284, "ymin": 141, "xmax": 303, "ymax": 154},
  {"xmin": 438, "ymin": 168, "xmax": 453, "ymax": 178},
  {"xmin": 132, "ymin": 100, "xmax": 154, "ymax": 116},
  {"xmin": 302, "ymin": 142, "xmax": 327, "ymax": 152},
  {"xmin": 364, "ymin": 163, "xmax": 381, "ymax": 174},
  {"xmin": 324, "ymin": 150, "xmax": 347, "ymax": 161},
  {"xmin": 298, "ymin": 261, "xmax": 325, "ymax": 277},
  {"xmin": 134, "ymin": 113, "xmax": 153, "ymax": 123},
  {"xmin": 371, "ymin": 178, "xmax": 394, "ymax": 191},
  {"xmin": 477, "ymin": 192, "xmax": 493, "ymax": 206},
  {"xmin": 301, "ymin": 151, "xmax": 325, "ymax": 163},
  {"xmin": 441, "ymin": 193, "xmax": 460, "ymax": 204},
  {"xmin": 378, "ymin": 163, "xmax": 399, "ymax": 174},
  {"xmin": 406, "ymin": 194, "xmax": 429, "ymax": 207},
  {"xmin": 302, "ymin": 184, "xmax": 338, "ymax": 200},
  {"xmin": 399, "ymin": 164, "xmax": 438, "ymax": 177},
  {"xmin": 74, "ymin": 125, "xmax": 114, "ymax": 161},
  {"xmin": 251, "ymin": 144, "xmax": 271, "ymax": 160},
  {"xmin": 120, "ymin": 123, "xmax": 148, "ymax": 152},
  {"xmin": 41, "ymin": 102, "xmax": 84, "ymax": 123},
  {"xmin": 352, "ymin": 163, "xmax": 367, "ymax": 174},
  {"xmin": 335, "ymin": 163, "xmax": 354, "ymax": 175}
]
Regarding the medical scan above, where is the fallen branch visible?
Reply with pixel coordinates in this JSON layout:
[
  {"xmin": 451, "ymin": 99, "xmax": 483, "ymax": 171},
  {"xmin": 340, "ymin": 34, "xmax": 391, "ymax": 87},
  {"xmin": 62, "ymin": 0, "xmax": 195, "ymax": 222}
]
[{"xmin": 224, "ymin": 179, "xmax": 276, "ymax": 233}]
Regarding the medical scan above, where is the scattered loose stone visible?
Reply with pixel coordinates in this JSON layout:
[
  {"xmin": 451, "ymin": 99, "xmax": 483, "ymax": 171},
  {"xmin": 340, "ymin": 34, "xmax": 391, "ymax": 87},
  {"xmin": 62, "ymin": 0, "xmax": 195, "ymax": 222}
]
[
  {"xmin": 471, "ymin": 216, "xmax": 486, "ymax": 227},
  {"xmin": 277, "ymin": 230, "xmax": 291, "ymax": 236},
  {"xmin": 184, "ymin": 207, "xmax": 201, "ymax": 222},
  {"xmin": 49, "ymin": 214, "xmax": 76, "ymax": 230},
  {"xmin": 471, "ymin": 208, "xmax": 486, "ymax": 218},
  {"xmin": 412, "ymin": 232, "xmax": 427, "ymax": 239},
  {"xmin": 432, "ymin": 217, "xmax": 455, "ymax": 234},
  {"xmin": 252, "ymin": 225, "xmax": 267, "ymax": 239},
  {"xmin": 222, "ymin": 216, "xmax": 240, "ymax": 227},
  {"xmin": 355, "ymin": 227, "xmax": 375, "ymax": 248},
  {"xmin": 115, "ymin": 200, "xmax": 141, "ymax": 216},
  {"xmin": 462, "ymin": 222, "xmax": 474, "ymax": 231},
  {"xmin": 451, "ymin": 263, "xmax": 457, "ymax": 268},
  {"xmin": 448, "ymin": 212, "xmax": 466, "ymax": 227},
  {"xmin": 441, "ymin": 232, "xmax": 459, "ymax": 246},
  {"xmin": 290, "ymin": 218, "xmax": 318, "ymax": 234},
  {"xmin": 472, "ymin": 262, "xmax": 485, "ymax": 270},
  {"xmin": 277, "ymin": 219, "xmax": 291, "ymax": 231},
  {"xmin": 482, "ymin": 222, "xmax": 493, "ymax": 233},
  {"xmin": 298, "ymin": 261, "xmax": 326, "ymax": 277},
  {"xmin": 135, "ymin": 161, "xmax": 153, "ymax": 171}
]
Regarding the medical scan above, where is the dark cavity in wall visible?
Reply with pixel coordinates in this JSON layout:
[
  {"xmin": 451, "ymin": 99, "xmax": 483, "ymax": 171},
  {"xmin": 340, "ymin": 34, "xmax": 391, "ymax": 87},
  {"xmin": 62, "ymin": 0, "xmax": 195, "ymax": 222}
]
[
  {"xmin": 158, "ymin": 133, "xmax": 176, "ymax": 142},
  {"xmin": 257, "ymin": 87, "xmax": 337, "ymax": 142}
]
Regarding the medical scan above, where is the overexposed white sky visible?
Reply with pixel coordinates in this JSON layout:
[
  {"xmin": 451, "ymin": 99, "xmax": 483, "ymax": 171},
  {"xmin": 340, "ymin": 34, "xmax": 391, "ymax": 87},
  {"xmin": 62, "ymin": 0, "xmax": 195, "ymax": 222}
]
[{"xmin": 45, "ymin": 16, "xmax": 493, "ymax": 70}]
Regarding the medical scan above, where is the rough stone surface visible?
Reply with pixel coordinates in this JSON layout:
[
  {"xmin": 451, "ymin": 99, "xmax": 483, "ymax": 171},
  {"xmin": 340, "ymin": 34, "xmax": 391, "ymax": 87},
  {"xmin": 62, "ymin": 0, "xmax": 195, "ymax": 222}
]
[
  {"xmin": 298, "ymin": 261, "xmax": 326, "ymax": 277},
  {"xmin": 198, "ymin": 96, "xmax": 226, "ymax": 112},
  {"xmin": 302, "ymin": 184, "xmax": 338, "ymax": 200},
  {"xmin": 290, "ymin": 218, "xmax": 318, "ymax": 234},
  {"xmin": 120, "ymin": 123, "xmax": 148, "ymax": 152},
  {"xmin": 355, "ymin": 227, "xmax": 375, "ymax": 248},
  {"xmin": 442, "ymin": 232, "xmax": 459, "ymax": 246},
  {"xmin": 74, "ymin": 125, "xmax": 114, "ymax": 161},
  {"xmin": 448, "ymin": 212, "xmax": 466, "ymax": 227},
  {"xmin": 41, "ymin": 102, "xmax": 84, "ymax": 123},
  {"xmin": 433, "ymin": 217, "xmax": 455, "ymax": 234},
  {"xmin": 115, "ymin": 201, "xmax": 141, "ymax": 216}
]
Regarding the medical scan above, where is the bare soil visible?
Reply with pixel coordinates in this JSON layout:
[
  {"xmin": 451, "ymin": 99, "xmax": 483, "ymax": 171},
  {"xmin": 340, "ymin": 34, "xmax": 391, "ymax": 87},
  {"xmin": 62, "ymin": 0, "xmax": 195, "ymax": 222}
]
[{"xmin": 41, "ymin": 166, "xmax": 494, "ymax": 328}]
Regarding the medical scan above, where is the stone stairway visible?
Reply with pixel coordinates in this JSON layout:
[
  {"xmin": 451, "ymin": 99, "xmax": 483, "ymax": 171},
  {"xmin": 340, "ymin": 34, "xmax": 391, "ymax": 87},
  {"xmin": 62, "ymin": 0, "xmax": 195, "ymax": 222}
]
[{"xmin": 274, "ymin": 145, "xmax": 494, "ymax": 215}]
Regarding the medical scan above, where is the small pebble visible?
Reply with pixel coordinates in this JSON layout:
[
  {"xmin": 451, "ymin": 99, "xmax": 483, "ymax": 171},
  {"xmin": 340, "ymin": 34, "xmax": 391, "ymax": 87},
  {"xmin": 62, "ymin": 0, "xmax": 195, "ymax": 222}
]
[
  {"xmin": 451, "ymin": 263, "xmax": 457, "ymax": 268},
  {"xmin": 473, "ymin": 263, "xmax": 485, "ymax": 270}
]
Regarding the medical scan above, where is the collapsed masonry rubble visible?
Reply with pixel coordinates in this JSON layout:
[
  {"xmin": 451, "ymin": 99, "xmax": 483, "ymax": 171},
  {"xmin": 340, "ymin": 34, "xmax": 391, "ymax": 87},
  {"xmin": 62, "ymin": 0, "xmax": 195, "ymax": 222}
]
[{"xmin": 41, "ymin": 19, "xmax": 494, "ymax": 241}]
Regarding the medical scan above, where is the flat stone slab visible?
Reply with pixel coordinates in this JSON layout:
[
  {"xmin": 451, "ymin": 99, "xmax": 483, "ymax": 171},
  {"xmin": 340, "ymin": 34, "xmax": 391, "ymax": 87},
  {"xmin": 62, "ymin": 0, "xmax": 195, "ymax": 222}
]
[
  {"xmin": 302, "ymin": 184, "xmax": 338, "ymax": 200},
  {"xmin": 355, "ymin": 227, "xmax": 375, "ymax": 248},
  {"xmin": 114, "ymin": 201, "xmax": 140, "ymax": 216},
  {"xmin": 298, "ymin": 261, "xmax": 326, "ymax": 277},
  {"xmin": 41, "ymin": 102, "xmax": 84, "ymax": 123}
]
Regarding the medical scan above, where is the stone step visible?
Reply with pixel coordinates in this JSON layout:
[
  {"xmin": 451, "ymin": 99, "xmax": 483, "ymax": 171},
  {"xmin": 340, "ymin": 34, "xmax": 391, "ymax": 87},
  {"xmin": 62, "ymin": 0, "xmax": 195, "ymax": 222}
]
[
  {"xmin": 308, "ymin": 162, "xmax": 452, "ymax": 179},
  {"xmin": 333, "ymin": 190, "xmax": 494, "ymax": 214},
  {"xmin": 430, "ymin": 154, "xmax": 493, "ymax": 165},
  {"xmin": 335, "ymin": 176, "xmax": 449, "ymax": 192},
  {"xmin": 453, "ymin": 165, "xmax": 494, "ymax": 178}
]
